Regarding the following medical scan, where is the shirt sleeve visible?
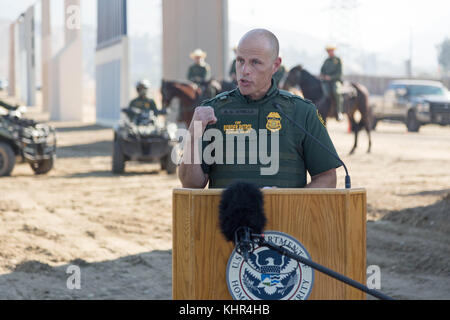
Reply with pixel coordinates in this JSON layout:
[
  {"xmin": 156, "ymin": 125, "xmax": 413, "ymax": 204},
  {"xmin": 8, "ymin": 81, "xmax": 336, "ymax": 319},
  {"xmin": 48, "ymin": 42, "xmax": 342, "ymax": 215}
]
[
  {"xmin": 302, "ymin": 105, "xmax": 342, "ymax": 177},
  {"xmin": 320, "ymin": 61, "xmax": 326, "ymax": 75},
  {"xmin": 205, "ymin": 64, "xmax": 211, "ymax": 81},
  {"xmin": 187, "ymin": 66, "xmax": 194, "ymax": 81},
  {"xmin": 149, "ymin": 99, "xmax": 158, "ymax": 113}
]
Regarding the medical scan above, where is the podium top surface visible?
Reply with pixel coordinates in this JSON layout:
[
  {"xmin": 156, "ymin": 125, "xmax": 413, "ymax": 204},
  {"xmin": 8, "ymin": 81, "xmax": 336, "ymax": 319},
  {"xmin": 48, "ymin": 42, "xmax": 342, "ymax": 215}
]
[{"xmin": 173, "ymin": 188, "xmax": 366, "ymax": 196}]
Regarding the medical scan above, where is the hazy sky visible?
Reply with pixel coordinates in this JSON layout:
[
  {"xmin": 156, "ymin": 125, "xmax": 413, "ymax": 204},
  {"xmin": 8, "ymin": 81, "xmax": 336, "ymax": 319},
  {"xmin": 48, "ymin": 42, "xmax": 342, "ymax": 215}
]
[
  {"xmin": 228, "ymin": 0, "xmax": 450, "ymax": 72},
  {"xmin": 1, "ymin": 0, "xmax": 449, "ymax": 73}
]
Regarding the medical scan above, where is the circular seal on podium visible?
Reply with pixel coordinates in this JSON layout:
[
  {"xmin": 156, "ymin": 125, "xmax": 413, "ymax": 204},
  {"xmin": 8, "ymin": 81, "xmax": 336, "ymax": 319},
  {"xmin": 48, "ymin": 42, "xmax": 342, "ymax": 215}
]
[{"xmin": 226, "ymin": 231, "xmax": 314, "ymax": 300}]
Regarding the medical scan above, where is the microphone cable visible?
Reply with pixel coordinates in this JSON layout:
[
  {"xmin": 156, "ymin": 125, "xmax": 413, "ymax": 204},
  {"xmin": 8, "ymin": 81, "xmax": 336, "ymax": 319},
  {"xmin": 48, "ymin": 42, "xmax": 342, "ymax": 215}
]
[
  {"xmin": 252, "ymin": 233, "xmax": 394, "ymax": 300},
  {"xmin": 273, "ymin": 103, "xmax": 351, "ymax": 189}
]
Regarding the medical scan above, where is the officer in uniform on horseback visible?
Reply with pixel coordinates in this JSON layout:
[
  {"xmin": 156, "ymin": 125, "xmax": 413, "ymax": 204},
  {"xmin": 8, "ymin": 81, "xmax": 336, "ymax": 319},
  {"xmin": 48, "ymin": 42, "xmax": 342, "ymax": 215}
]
[
  {"xmin": 179, "ymin": 29, "xmax": 342, "ymax": 189},
  {"xmin": 187, "ymin": 49, "xmax": 211, "ymax": 85},
  {"xmin": 128, "ymin": 79, "xmax": 165, "ymax": 117},
  {"xmin": 187, "ymin": 48, "xmax": 218, "ymax": 99},
  {"xmin": 320, "ymin": 45, "xmax": 344, "ymax": 121}
]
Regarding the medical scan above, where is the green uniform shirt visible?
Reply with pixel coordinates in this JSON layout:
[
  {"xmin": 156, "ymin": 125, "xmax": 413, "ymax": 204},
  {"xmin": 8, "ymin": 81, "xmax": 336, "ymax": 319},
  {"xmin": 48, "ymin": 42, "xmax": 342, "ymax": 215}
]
[
  {"xmin": 320, "ymin": 56, "xmax": 343, "ymax": 82},
  {"xmin": 200, "ymin": 81, "xmax": 342, "ymax": 188},
  {"xmin": 187, "ymin": 63, "xmax": 211, "ymax": 84},
  {"xmin": 129, "ymin": 96, "xmax": 160, "ymax": 115}
]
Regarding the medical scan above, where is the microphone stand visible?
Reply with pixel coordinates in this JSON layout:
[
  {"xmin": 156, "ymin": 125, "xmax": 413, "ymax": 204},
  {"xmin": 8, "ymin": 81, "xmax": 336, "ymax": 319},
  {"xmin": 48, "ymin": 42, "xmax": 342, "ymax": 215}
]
[{"xmin": 251, "ymin": 234, "xmax": 394, "ymax": 300}]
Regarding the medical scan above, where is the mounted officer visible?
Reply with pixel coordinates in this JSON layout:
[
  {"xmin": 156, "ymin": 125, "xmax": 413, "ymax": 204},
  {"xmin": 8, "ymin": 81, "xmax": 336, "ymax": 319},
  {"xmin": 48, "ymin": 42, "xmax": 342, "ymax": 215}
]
[
  {"xmin": 187, "ymin": 49, "xmax": 217, "ymax": 99},
  {"xmin": 187, "ymin": 49, "xmax": 211, "ymax": 84},
  {"xmin": 320, "ymin": 45, "xmax": 344, "ymax": 121}
]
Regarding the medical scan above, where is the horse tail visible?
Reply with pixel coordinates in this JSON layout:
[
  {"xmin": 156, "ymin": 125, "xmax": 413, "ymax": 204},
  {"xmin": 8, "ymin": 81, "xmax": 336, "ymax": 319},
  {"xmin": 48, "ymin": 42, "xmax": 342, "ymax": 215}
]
[{"xmin": 350, "ymin": 82, "xmax": 373, "ymax": 132}]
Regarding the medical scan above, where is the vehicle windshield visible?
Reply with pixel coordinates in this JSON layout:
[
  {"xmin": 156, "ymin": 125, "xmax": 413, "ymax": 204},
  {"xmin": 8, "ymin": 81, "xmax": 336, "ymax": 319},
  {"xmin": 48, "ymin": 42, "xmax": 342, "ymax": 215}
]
[{"xmin": 408, "ymin": 85, "xmax": 445, "ymax": 97}]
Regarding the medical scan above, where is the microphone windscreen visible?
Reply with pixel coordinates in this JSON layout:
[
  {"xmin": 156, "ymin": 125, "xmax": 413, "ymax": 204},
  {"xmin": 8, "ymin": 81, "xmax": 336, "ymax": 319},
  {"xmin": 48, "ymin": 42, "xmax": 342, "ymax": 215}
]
[{"xmin": 218, "ymin": 182, "xmax": 267, "ymax": 243}]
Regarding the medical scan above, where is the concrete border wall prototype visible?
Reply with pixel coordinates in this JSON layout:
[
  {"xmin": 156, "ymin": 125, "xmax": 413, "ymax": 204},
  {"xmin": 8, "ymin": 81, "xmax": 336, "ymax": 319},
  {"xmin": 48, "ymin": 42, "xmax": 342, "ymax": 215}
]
[
  {"xmin": 95, "ymin": 0, "xmax": 129, "ymax": 126},
  {"xmin": 162, "ymin": 0, "xmax": 229, "ymax": 81},
  {"xmin": 50, "ymin": 0, "xmax": 83, "ymax": 121}
]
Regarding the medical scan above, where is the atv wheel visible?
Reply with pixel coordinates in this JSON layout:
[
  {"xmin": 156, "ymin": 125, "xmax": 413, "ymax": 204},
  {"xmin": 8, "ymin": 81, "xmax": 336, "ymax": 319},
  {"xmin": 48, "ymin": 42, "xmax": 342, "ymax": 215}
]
[
  {"xmin": 30, "ymin": 157, "xmax": 54, "ymax": 175},
  {"xmin": 0, "ymin": 142, "xmax": 16, "ymax": 177},
  {"xmin": 112, "ymin": 139, "xmax": 125, "ymax": 174}
]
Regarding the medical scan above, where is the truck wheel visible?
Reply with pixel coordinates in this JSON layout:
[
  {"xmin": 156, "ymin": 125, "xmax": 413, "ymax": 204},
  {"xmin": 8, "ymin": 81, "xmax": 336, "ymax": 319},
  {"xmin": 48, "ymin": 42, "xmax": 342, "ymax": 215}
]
[
  {"xmin": 0, "ymin": 142, "xmax": 15, "ymax": 177},
  {"xmin": 406, "ymin": 111, "xmax": 420, "ymax": 132},
  {"xmin": 163, "ymin": 146, "xmax": 177, "ymax": 175},
  {"xmin": 30, "ymin": 157, "xmax": 54, "ymax": 175},
  {"xmin": 112, "ymin": 139, "xmax": 125, "ymax": 174}
]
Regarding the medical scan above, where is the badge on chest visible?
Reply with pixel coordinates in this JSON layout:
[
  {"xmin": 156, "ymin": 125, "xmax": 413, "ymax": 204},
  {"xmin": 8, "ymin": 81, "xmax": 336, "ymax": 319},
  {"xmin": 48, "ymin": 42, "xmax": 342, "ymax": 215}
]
[{"xmin": 266, "ymin": 112, "xmax": 282, "ymax": 132}]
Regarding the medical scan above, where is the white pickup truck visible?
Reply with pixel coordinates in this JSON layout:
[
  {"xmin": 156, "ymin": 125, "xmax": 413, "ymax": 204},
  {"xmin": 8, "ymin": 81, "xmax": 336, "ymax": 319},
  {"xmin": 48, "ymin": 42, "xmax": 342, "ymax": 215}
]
[{"xmin": 370, "ymin": 79, "xmax": 450, "ymax": 132}]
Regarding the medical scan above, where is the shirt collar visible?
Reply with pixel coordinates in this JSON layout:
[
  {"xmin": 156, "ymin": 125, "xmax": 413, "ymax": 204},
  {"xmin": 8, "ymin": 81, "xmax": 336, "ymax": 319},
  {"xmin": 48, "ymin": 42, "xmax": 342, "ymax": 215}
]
[{"xmin": 236, "ymin": 79, "xmax": 279, "ymax": 104}]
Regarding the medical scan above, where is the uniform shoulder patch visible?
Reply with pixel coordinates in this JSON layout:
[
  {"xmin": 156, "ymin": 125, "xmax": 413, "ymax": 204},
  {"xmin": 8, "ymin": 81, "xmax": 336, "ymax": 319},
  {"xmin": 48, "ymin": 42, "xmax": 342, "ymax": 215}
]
[{"xmin": 316, "ymin": 109, "xmax": 326, "ymax": 127}]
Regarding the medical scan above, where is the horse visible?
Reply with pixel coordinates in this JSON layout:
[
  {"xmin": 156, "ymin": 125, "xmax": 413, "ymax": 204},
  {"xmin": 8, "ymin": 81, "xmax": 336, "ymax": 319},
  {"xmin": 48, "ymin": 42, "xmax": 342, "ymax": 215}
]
[
  {"xmin": 161, "ymin": 79, "xmax": 223, "ymax": 128},
  {"xmin": 161, "ymin": 80, "xmax": 198, "ymax": 128},
  {"xmin": 283, "ymin": 65, "xmax": 373, "ymax": 155}
]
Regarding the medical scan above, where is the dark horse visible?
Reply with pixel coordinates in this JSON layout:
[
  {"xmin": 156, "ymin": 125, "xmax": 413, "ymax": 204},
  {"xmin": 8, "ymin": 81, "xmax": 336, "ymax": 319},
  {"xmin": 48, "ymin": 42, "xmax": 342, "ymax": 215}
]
[
  {"xmin": 161, "ymin": 79, "xmax": 233, "ymax": 128},
  {"xmin": 283, "ymin": 65, "xmax": 373, "ymax": 154}
]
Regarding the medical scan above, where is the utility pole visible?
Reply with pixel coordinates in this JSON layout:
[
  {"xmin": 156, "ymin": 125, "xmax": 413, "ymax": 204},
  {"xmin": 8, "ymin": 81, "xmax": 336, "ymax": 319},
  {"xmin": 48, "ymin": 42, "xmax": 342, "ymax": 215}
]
[
  {"xmin": 324, "ymin": 0, "xmax": 362, "ymax": 73},
  {"xmin": 406, "ymin": 27, "xmax": 413, "ymax": 78}
]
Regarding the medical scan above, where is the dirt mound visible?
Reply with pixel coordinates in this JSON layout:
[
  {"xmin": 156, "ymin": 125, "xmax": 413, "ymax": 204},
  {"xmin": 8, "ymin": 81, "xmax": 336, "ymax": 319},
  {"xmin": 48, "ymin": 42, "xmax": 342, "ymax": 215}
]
[{"xmin": 381, "ymin": 193, "xmax": 450, "ymax": 234}]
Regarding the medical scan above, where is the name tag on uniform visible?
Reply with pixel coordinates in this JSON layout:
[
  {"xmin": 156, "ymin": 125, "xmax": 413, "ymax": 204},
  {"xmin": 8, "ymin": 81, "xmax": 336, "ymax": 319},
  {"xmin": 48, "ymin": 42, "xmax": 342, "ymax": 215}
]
[
  {"xmin": 220, "ymin": 108, "xmax": 258, "ymax": 116},
  {"xmin": 223, "ymin": 121, "xmax": 254, "ymax": 134},
  {"xmin": 219, "ymin": 108, "xmax": 259, "ymax": 136}
]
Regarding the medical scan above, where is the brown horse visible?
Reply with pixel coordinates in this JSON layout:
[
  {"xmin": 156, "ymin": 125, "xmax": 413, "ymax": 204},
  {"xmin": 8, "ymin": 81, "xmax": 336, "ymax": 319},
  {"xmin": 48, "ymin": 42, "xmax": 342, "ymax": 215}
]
[
  {"xmin": 283, "ymin": 65, "xmax": 373, "ymax": 154},
  {"xmin": 161, "ymin": 80, "xmax": 222, "ymax": 128}
]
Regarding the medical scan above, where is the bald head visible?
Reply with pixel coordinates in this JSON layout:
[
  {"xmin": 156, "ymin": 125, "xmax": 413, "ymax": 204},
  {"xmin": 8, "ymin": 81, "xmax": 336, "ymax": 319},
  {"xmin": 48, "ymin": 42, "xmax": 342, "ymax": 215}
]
[{"xmin": 238, "ymin": 29, "xmax": 280, "ymax": 61}]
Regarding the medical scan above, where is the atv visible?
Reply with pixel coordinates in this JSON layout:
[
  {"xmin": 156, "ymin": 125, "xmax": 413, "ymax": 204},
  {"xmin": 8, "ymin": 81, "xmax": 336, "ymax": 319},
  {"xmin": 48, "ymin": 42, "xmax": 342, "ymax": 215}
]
[
  {"xmin": 0, "ymin": 104, "xmax": 56, "ymax": 176},
  {"xmin": 112, "ymin": 106, "xmax": 178, "ymax": 174}
]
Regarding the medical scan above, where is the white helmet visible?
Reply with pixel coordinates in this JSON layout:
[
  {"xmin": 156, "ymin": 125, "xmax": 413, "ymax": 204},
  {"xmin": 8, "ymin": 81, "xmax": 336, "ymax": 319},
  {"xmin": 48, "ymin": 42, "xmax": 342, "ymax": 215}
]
[{"xmin": 136, "ymin": 79, "xmax": 150, "ymax": 89}]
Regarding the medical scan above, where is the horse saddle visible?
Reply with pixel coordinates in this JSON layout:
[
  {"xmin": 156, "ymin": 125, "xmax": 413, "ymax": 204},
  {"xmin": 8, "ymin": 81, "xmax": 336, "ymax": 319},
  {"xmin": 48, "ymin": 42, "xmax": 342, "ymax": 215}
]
[{"xmin": 340, "ymin": 81, "xmax": 358, "ymax": 98}]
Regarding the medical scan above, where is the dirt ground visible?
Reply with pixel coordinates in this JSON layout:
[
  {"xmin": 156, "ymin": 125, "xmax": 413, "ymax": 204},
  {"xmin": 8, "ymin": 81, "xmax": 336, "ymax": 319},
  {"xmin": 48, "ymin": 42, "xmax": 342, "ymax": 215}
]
[{"xmin": 0, "ymin": 105, "xmax": 449, "ymax": 300}]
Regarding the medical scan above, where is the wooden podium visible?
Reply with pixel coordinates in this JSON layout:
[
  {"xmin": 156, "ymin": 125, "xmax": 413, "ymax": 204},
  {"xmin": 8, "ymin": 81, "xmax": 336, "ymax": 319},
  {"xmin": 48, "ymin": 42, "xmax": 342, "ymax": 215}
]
[{"xmin": 172, "ymin": 188, "xmax": 367, "ymax": 300}]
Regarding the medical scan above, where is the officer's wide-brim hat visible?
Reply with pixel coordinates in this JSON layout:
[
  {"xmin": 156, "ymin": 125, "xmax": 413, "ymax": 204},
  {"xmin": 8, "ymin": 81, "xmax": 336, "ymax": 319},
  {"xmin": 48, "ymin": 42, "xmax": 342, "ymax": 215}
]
[
  {"xmin": 325, "ymin": 45, "xmax": 337, "ymax": 51},
  {"xmin": 190, "ymin": 49, "xmax": 207, "ymax": 59}
]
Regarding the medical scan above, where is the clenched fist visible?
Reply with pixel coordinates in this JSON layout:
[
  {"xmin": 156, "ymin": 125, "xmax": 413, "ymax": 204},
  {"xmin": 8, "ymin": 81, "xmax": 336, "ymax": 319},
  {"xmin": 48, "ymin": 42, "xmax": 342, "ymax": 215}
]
[{"xmin": 188, "ymin": 106, "xmax": 218, "ymax": 138}]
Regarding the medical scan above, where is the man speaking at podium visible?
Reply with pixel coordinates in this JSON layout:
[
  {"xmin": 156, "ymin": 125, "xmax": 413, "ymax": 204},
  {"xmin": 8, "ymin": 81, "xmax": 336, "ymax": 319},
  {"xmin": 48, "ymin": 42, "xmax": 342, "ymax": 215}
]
[{"xmin": 178, "ymin": 29, "xmax": 342, "ymax": 189}]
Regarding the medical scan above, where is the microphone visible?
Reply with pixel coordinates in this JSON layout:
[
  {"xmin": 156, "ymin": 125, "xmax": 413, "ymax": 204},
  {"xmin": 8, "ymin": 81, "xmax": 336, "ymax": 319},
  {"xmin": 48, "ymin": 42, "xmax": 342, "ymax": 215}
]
[
  {"xmin": 219, "ymin": 182, "xmax": 394, "ymax": 300},
  {"xmin": 273, "ymin": 103, "xmax": 351, "ymax": 189},
  {"xmin": 218, "ymin": 181, "xmax": 266, "ymax": 261}
]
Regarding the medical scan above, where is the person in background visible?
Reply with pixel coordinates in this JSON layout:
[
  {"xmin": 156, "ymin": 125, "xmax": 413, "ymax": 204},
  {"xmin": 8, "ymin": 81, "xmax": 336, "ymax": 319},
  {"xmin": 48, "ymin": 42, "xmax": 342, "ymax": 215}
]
[
  {"xmin": 320, "ymin": 45, "xmax": 344, "ymax": 121},
  {"xmin": 128, "ymin": 79, "xmax": 165, "ymax": 117},
  {"xmin": 187, "ymin": 49, "xmax": 211, "ymax": 85}
]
